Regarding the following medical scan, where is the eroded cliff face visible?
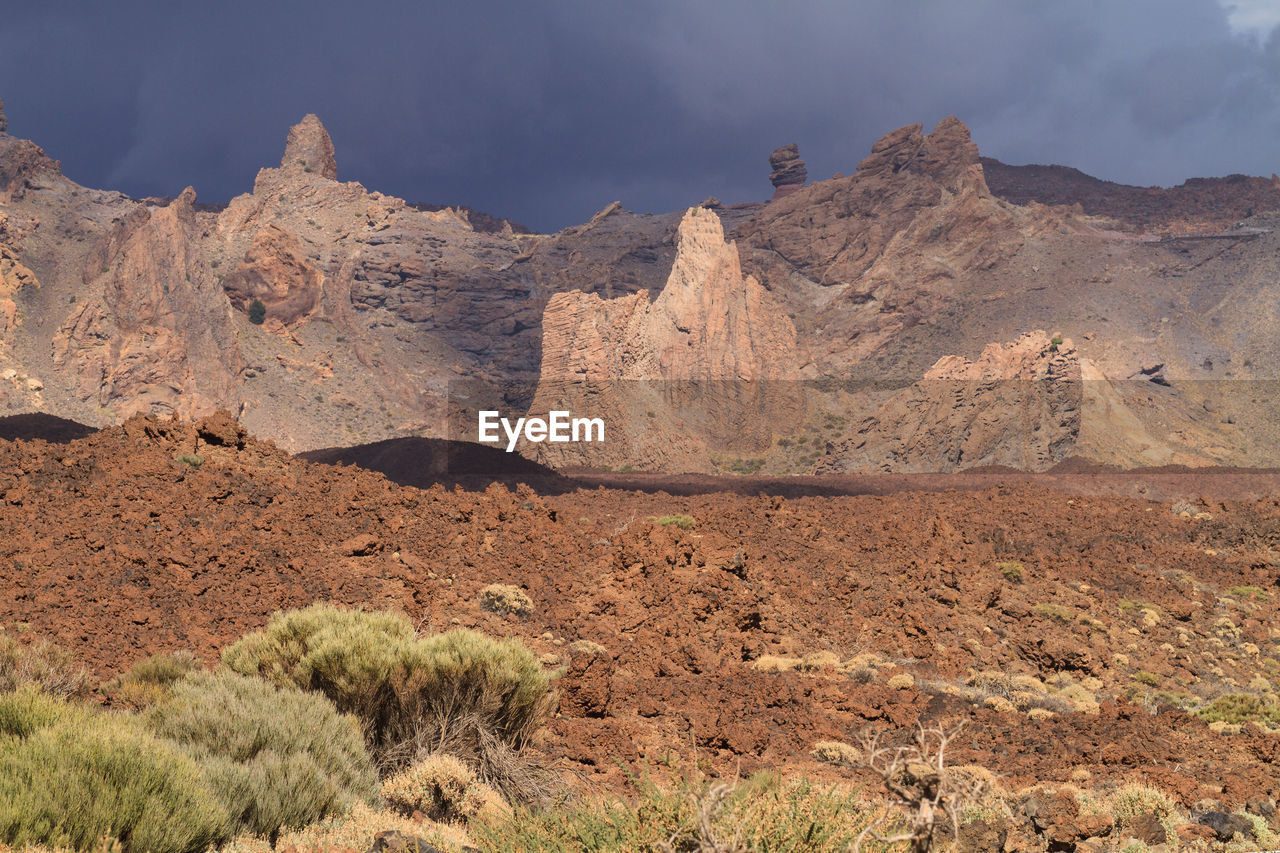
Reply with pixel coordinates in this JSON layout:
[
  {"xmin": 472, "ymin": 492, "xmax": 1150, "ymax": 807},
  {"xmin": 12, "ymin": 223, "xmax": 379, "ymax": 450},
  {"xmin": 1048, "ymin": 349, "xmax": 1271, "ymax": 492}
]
[
  {"xmin": 528, "ymin": 207, "xmax": 804, "ymax": 471},
  {"xmin": 820, "ymin": 331, "xmax": 1083, "ymax": 473},
  {"xmin": 3, "ymin": 106, "xmax": 1280, "ymax": 468},
  {"xmin": 738, "ymin": 117, "xmax": 1030, "ymax": 369},
  {"xmin": 53, "ymin": 188, "xmax": 243, "ymax": 420}
]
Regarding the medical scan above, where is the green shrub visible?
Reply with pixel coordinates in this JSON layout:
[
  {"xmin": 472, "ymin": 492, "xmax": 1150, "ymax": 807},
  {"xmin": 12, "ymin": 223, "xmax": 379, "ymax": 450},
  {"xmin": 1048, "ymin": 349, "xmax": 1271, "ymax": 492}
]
[
  {"xmin": 104, "ymin": 650, "xmax": 201, "ymax": 710},
  {"xmin": 997, "ymin": 561, "xmax": 1024, "ymax": 583},
  {"xmin": 247, "ymin": 299, "xmax": 266, "ymax": 325},
  {"xmin": 144, "ymin": 669, "xmax": 377, "ymax": 839},
  {"xmin": 220, "ymin": 605, "xmax": 553, "ymax": 797},
  {"xmin": 1227, "ymin": 585, "xmax": 1269, "ymax": 601},
  {"xmin": 0, "ymin": 686, "xmax": 75, "ymax": 737},
  {"xmin": 0, "ymin": 688, "xmax": 229, "ymax": 853},
  {"xmin": 1134, "ymin": 671, "xmax": 1159, "ymax": 686},
  {"xmin": 471, "ymin": 766, "xmax": 874, "ymax": 852},
  {"xmin": 1034, "ymin": 603, "xmax": 1073, "ymax": 623},
  {"xmin": 1195, "ymin": 693, "xmax": 1280, "ymax": 727},
  {"xmin": 0, "ymin": 633, "xmax": 90, "ymax": 699},
  {"xmin": 653, "ymin": 514, "xmax": 696, "ymax": 530},
  {"xmin": 175, "ymin": 453, "xmax": 203, "ymax": 468}
]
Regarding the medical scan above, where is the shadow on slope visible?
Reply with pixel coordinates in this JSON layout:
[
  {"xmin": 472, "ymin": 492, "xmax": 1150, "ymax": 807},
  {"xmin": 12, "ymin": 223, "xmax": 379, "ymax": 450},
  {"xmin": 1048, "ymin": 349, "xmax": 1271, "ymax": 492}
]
[
  {"xmin": 298, "ymin": 436, "xmax": 571, "ymax": 493},
  {"xmin": 0, "ymin": 414, "xmax": 97, "ymax": 444}
]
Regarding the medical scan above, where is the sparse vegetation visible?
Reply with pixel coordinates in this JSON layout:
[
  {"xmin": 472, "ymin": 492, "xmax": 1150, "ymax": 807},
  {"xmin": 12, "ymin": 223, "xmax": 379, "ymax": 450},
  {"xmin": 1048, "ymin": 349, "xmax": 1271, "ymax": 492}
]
[
  {"xmin": 471, "ymin": 764, "xmax": 876, "ymax": 853},
  {"xmin": 1228, "ymin": 585, "xmax": 1269, "ymax": 601},
  {"xmin": 996, "ymin": 561, "xmax": 1024, "ymax": 583},
  {"xmin": 1195, "ymin": 693, "xmax": 1280, "ymax": 728},
  {"xmin": 479, "ymin": 583, "xmax": 534, "ymax": 617},
  {"xmin": 653, "ymin": 513, "xmax": 696, "ymax": 530},
  {"xmin": 1134, "ymin": 670, "xmax": 1159, "ymax": 686},
  {"xmin": 103, "ymin": 650, "xmax": 201, "ymax": 710},
  {"xmin": 0, "ymin": 633, "xmax": 89, "ymax": 699},
  {"xmin": 247, "ymin": 299, "xmax": 266, "ymax": 325},
  {"xmin": 1034, "ymin": 603, "xmax": 1072, "ymax": 623},
  {"xmin": 220, "ymin": 604, "xmax": 554, "ymax": 799},
  {"xmin": 175, "ymin": 452, "xmax": 203, "ymax": 468},
  {"xmin": 810, "ymin": 740, "xmax": 862, "ymax": 767},
  {"xmin": 381, "ymin": 752, "xmax": 506, "ymax": 823},
  {"xmin": 144, "ymin": 669, "xmax": 379, "ymax": 839},
  {"xmin": 0, "ymin": 688, "xmax": 230, "ymax": 853}
]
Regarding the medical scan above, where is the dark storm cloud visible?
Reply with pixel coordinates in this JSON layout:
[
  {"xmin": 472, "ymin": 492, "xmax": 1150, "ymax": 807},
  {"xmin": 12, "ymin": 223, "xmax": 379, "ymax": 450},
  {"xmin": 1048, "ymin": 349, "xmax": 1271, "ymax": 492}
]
[{"xmin": 2, "ymin": 0, "xmax": 1279, "ymax": 231}]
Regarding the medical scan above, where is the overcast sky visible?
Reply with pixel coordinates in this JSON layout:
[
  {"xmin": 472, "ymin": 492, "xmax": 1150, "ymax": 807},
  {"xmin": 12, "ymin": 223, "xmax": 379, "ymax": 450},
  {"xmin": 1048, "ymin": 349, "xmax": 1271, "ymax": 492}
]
[{"xmin": 4, "ymin": 1, "xmax": 1280, "ymax": 231}]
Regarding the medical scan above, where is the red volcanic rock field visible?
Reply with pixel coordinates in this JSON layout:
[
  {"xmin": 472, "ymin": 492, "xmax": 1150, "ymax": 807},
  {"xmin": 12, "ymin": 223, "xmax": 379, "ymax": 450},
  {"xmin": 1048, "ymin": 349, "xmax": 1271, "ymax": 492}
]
[{"xmin": 1, "ymin": 415, "xmax": 1278, "ymax": 809}]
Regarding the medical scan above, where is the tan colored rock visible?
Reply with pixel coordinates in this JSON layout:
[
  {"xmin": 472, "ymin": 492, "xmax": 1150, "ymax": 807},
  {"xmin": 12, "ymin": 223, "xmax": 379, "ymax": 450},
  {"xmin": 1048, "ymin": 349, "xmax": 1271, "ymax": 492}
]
[
  {"xmin": 739, "ymin": 116, "xmax": 1020, "ymax": 368},
  {"xmin": 221, "ymin": 225, "xmax": 322, "ymax": 326},
  {"xmin": 528, "ymin": 207, "xmax": 804, "ymax": 471},
  {"xmin": 768, "ymin": 143, "xmax": 807, "ymax": 200},
  {"xmin": 820, "ymin": 331, "xmax": 1082, "ymax": 473},
  {"xmin": 0, "ymin": 244, "xmax": 37, "ymax": 342},
  {"xmin": 52, "ymin": 188, "xmax": 243, "ymax": 420},
  {"xmin": 281, "ymin": 114, "xmax": 337, "ymax": 180}
]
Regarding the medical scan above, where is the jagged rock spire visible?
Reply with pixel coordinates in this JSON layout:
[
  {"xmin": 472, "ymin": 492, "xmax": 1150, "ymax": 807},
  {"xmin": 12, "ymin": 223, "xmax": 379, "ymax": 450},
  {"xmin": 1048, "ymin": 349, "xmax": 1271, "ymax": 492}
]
[
  {"xmin": 768, "ymin": 143, "xmax": 806, "ymax": 199},
  {"xmin": 281, "ymin": 114, "xmax": 337, "ymax": 180}
]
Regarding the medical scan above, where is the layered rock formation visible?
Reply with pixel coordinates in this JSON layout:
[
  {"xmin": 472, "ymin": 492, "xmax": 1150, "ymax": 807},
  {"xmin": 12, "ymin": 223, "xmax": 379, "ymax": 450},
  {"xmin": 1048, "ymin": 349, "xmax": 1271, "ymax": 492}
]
[
  {"xmin": 739, "ymin": 117, "xmax": 1027, "ymax": 370},
  {"xmin": 527, "ymin": 207, "xmax": 804, "ymax": 470},
  {"xmin": 2, "ymin": 105, "xmax": 1280, "ymax": 469},
  {"xmin": 820, "ymin": 331, "xmax": 1082, "ymax": 473},
  {"xmin": 768, "ymin": 143, "xmax": 806, "ymax": 200},
  {"xmin": 53, "ymin": 187, "xmax": 243, "ymax": 420}
]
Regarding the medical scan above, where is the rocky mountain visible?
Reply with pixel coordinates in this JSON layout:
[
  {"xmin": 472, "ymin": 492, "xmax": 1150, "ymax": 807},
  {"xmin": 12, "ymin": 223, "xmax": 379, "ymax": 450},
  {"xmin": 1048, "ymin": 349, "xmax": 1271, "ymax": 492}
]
[
  {"xmin": 2, "ymin": 103, "xmax": 1280, "ymax": 470},
  {"xmin": 526, "ymin": 206, "xmax": 804, "ymax": 470}
]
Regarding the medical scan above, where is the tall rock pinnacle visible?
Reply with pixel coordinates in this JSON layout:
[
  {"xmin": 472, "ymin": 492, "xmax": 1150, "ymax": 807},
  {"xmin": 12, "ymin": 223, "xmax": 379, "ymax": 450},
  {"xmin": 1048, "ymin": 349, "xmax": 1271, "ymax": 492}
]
[
  {"xmin": 768, "ymin": 143, "xmax": 806, "ymax": 200},
  {"xmin": 281, "ymin": 114, "xmax": 337, "ymax": 180},
  {"xmin": 0, "ymin": 98, "xmax": 7, "ymax": 134}
]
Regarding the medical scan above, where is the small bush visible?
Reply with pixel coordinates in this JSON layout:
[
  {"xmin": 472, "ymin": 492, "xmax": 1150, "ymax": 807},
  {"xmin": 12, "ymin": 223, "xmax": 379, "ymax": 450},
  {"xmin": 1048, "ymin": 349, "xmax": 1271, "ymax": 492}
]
[
  {"xmin": 470, "ymin": 765, "xmax": 874, "ymax": 852},
  {"xmin": 1035, "ymin": 603, "xmax": 1073, "ymax": 623},
  {"xmin": 1195, "ymin": 693, "xmax": 1280, "ymax": 727},
  {"xmin": 145, "ymin": 669, "xmax": 377, "ymax": 839},
  {"xmin": 1106, "ymin": 783, "xmax": 1180, "ymax": 841},
  {"xmin": 104, "ymin": 650, "xmax": 201, "ymax": 710},
  {"xmin": 381, "ymin": 753, "xmax": 506, "ymax": 823},
  {"xmin": 247, "ymin": 299, "xmax": 266, "ymax": 325},
  {"xmin": 479, "ymin": 584, "xmax": 534, "ymax": 618},
  {"xmin": 653, "ymin": 514, "xmax": 696, "ymax": 530},
  {"xmin": 1227, "ymin": 585, "xmax": 1269, "ymax": 601},
  {"xmin": 810, "ymin": 740, "xmax": 861, "ymax": 766},
  {"xmin": 220, "ymin": 605, "xmax": 554, "ymax": 799},
  {"xmin": 0, "ymin": 688, "xmax": 230, "ymax": 853},
  {"xmin": 0, "ymin": 633, "xmax": 90, "ymax": 699},
  {"xmin": 175, "ymin": 453, "xmax": 203, "ymax": 468},
  {"xmin": 997, "ymin": 561, "xmax": 1024, "ymax": 583},
  {"xmin": 1134, "ymin": 671, "xmax": 1159, "ymax": 686}
]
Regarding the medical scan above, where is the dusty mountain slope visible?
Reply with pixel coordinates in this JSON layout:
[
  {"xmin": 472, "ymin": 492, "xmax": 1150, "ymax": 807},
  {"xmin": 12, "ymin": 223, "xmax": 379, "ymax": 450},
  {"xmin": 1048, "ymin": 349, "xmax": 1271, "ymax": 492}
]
[
  {"xmin": 0, "ymin": 416, "xmax": 1277, "ymax": 808},
  {"xmin": 5, "ymin": 107, "xmax": 1280, "ymax": 471}
]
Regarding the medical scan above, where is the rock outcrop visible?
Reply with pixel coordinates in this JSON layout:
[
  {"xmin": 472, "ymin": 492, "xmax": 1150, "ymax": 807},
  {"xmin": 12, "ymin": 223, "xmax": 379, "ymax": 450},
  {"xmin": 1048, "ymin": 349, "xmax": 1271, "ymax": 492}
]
[
  {"xmin": 739, "ymin": 116, "xmax": 1022, "ymax": 369},
  {"xmin": 281, "ymin": 113, "xmax": 337, "ymax": 180},
  {"xmin": 768, "ymin": 143, "xmax": 806, "ymax": 200},
  {"xmin": 0, "ymin": 243, "xmax": 37, "ymax": 342},
  {"xmin": 53, "ymin": 188, "xmax": 243, "ymax": 419},
  {"xmin": 220, "ymin": 225, "xmax": 322, "ymax": 326},
  {"xmin": 821, "ymin": 331, "xmax": 1083, "ymax": 472},
  {"xmin": 0, "ymin": 98, "xmax": 7, "ymax": 134},
  {"xmin": 527, "ymin": 207, "xmax": 804, "ymax": 471}
]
